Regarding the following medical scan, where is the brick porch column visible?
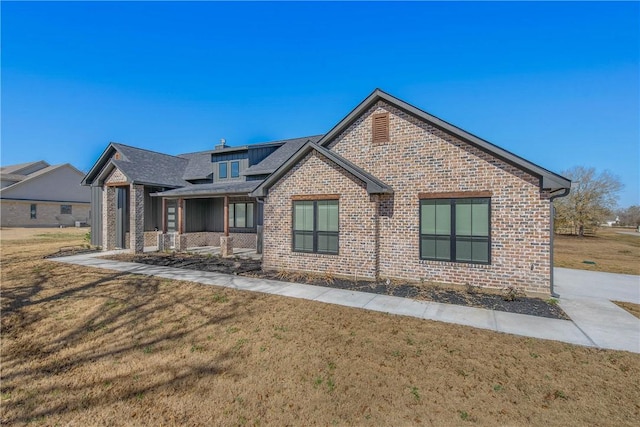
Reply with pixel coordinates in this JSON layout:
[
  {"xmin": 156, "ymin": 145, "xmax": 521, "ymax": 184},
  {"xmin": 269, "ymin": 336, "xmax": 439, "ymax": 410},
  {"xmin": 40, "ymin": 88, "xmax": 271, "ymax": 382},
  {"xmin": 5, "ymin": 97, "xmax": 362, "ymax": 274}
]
[
  {"xmin": 129, "ymin": 184, "xmax": 145, "ymax": 253},
  {"xmin": 102, "ymin": 186, "xmax": 116, "ymax": 250}
]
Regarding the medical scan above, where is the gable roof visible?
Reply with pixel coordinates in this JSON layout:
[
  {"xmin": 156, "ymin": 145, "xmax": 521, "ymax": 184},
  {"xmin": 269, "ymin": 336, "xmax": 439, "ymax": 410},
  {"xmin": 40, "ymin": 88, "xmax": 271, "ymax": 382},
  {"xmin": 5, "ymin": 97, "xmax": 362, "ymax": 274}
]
[
  {"xmin": 317, "ymin": 88, "xmax": 571, "ymax": 192},
  {"xmin": 244, "ymin": 135, "xmax": 324, "ymax": 177},
  {"xmin": 0, "ymin": 160, "xmax": 49, "ymax": 176},
  {"xmin": 0, "ymin": 163, "xmax": 88, "ymax": 201},
  {"xmin": 83, "ymin": 143, "xmax": 189, "ymax": 188},
  {"xmin": 251, "ymin": 141, "xmax": 393, "ymax": 198}
]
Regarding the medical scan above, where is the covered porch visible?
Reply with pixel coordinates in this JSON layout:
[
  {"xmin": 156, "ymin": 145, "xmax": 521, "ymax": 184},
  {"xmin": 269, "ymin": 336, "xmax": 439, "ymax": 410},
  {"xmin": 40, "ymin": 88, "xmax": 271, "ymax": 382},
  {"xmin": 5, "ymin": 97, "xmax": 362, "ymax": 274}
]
[{"xmin": 152, "ymin": 182, "xmax": 263, "ymax": 256}]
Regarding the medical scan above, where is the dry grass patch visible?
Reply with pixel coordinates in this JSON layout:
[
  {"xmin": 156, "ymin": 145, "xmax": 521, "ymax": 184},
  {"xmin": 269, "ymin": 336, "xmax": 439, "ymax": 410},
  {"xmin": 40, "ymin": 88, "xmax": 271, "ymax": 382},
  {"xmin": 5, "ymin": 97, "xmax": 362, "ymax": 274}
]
[
  {"xmin": 554, "ymin": 228, "xmax": 640, "ymax": 275},
  {"xmin": 614, "ymin": 301, "xmax": 640, "ymax": 319},
  {"xmin": 1, "ymin": 230, "xmax": 639, "ymax": 426}
]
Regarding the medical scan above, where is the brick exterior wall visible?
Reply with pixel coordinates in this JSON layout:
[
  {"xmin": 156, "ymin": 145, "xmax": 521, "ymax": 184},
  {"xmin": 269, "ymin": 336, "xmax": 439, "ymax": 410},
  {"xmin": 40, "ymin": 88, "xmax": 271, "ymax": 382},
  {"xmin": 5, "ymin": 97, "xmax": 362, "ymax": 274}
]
[
  {"xmin": 263, "ymin": 151, "xmax": 379, "ymax": 278},
  {"xmin": 176, "ymin": 232, "xmax": 257, "ymax": 250},
  {"xmin": 263, "ymin": 101, "xmax": 553, "ymax": 294},
  {"xmin": 0, "ymin": 200, "xmax": 90, "ymax": 227}
]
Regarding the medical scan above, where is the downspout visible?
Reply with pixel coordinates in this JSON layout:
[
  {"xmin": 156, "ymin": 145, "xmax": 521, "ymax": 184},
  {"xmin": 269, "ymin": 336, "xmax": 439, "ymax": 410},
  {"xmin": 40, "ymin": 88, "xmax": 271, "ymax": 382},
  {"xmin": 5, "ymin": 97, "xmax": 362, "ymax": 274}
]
[
  {"xmin": 549, "ymin": 188, "xmax": 570, "ymax": 298},
  {"xmin": 256, "ymin": 197, "xmax": 265, "ymax": 255}
]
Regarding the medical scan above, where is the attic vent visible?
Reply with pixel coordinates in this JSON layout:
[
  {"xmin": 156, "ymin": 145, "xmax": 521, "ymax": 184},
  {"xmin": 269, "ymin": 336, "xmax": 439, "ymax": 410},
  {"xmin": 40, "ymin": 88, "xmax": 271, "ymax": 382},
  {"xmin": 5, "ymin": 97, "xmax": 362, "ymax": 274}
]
[
  {"xmin": 114, "ymin": 152, "xmax": 121, "ymax": 160},
  {"xmin": 372, "ymin": 112, "xmax": 389, "ymax": 144}
]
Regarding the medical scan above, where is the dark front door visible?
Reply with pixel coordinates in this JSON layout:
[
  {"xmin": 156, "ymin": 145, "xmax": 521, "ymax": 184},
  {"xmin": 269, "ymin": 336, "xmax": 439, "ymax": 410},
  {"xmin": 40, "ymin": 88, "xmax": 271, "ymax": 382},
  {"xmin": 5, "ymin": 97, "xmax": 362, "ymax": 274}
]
[{"xmin": 115, "ymin": 187, "xmax": 128, "ymax": 248}]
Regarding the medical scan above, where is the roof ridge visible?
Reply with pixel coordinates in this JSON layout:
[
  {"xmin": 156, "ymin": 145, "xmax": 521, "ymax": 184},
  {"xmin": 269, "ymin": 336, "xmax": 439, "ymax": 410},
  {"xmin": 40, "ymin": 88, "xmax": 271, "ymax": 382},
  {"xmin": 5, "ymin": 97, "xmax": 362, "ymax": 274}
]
[{"xmin": 111, "ymin": 142, "xmax": 187, "ymax": 160}]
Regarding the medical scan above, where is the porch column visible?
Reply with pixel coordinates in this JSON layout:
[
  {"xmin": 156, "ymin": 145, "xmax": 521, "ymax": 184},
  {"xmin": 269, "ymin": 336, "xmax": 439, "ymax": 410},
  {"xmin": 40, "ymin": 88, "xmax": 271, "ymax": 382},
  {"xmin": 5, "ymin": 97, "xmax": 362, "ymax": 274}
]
[
  {"xmin": 221, "ymin": 195, "xmax": 233, "ymax": 257},
  {"xmin": 178, "ymin": 198, "xmax": 184, "ymax": 234},
  {"xmin": 223, "ymin": 195, "xmax": 229, "ymax": 236},
  {"xmin": 129, "ymin": 184, "xmax": 145, "ymax": 253},
  {"xmin": 162, "ymin": 198, "xmax": 167, "ymax": 233},
  {"xmin": 102, "ymin": 186, "xmax": 116, "ymax": 250}
]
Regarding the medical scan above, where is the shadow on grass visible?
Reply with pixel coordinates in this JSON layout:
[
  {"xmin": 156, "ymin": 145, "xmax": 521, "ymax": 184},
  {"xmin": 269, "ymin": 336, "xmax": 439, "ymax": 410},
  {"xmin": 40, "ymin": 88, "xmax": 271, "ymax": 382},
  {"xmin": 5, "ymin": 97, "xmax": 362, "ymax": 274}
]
[{"xmin": 0, "ymin": 260, "xmax": 251, "ymax": 425}]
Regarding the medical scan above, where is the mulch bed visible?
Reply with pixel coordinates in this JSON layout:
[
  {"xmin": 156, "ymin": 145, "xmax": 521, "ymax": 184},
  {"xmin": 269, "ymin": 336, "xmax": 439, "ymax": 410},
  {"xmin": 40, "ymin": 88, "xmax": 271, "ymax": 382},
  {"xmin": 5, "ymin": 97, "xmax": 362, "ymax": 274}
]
[{"xmin": 103, "ymin": 252, "xmax": 568, "ymax": 320}]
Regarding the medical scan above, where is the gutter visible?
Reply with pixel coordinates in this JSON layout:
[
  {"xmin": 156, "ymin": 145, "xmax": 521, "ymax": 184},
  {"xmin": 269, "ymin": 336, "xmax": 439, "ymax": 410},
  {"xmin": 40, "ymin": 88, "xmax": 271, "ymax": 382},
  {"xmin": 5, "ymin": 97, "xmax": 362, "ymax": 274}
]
[{"xmin": 549, "ymin": 187, "xmax": 571, "ymax": 298}]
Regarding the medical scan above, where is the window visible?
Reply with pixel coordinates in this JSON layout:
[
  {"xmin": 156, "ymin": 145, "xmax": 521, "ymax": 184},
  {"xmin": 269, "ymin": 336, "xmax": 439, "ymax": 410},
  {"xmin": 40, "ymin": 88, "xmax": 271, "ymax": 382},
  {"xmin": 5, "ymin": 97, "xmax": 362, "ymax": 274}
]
[
  {"xmin": 293, "ymin": 200, "xmax": 339, "ymax": 254},
  {"xmin": 420, "ymin": 198, "xmax": 490, "ymax": 264},
  {"xmin": 229, "ymin": 203, "xmax": 254, "ymax": 228},
  {"xmin": 231, "ymin": 161, "xmax": 240, "ymax": 178},
  {"xmin": 60, "ymin": 205, "xmax": 72, "ymax": 215},
  {"xmin": 372, "ymin": 112, "xmax": 389, "ymax": 144},
  {"xmin": 219, "ymin": 163, "xmax": 228, "ymax": 179},
  {"xmin": 30, "ymin": 204, "xmax": 37, "ymax": 219}
]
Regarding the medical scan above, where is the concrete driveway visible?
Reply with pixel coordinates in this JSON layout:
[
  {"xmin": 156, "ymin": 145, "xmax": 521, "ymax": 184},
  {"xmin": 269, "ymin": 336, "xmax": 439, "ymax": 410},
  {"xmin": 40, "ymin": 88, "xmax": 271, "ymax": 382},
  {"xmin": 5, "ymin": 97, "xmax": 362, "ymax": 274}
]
[{"xmin": 555, "ymin": 268, "xmax": 640, "ymax": 353}]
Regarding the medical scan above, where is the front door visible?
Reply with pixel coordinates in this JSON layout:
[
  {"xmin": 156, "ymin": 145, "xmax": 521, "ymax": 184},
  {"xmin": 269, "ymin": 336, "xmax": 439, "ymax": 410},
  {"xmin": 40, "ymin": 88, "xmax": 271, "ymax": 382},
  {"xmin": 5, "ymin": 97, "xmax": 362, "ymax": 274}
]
[
  {"xmin": 115, "ymin": 187, "xmax": 128, "ymax": 248},
  {"xmin": 165, "ymin": 200, "xmax": 178, "ymax": 249},
  {"xmin": 166, "ymin": 200, "xmax": 178, "ymax": 232}
]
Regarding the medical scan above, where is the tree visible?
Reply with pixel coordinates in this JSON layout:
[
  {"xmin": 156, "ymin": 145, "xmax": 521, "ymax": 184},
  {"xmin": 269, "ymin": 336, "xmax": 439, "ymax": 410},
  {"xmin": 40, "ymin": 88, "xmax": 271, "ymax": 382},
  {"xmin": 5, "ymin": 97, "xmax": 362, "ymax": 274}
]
[
  {"xmin": 554, "ymin": 166, "xmax": 623, "ymax": 236},
  {"xmin": 617, "ymin": 205, "xmax": 640, "ymax": 227}
]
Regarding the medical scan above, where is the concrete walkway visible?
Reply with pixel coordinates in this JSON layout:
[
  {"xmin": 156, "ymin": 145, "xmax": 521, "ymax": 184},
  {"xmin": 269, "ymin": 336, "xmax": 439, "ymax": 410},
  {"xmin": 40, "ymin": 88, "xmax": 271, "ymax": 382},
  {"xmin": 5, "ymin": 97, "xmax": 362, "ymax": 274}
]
[{"xmin": 50, "ymin": 252, "xmax": 640, "ymax": 353}]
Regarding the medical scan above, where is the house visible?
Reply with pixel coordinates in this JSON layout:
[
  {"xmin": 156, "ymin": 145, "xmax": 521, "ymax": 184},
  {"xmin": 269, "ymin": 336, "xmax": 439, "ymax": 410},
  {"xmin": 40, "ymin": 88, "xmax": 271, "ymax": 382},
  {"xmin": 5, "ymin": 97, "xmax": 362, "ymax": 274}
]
[
  {"xmin": 83, "ymin": 89, "xmax": 571, "ymax": 294},
  {"xmin": 81, "ymin": 136, "xmax": 322, "ymax": 252},
  {"xmin": 1, "ymin": 161, "xmax": 91, "ymax": 227}
]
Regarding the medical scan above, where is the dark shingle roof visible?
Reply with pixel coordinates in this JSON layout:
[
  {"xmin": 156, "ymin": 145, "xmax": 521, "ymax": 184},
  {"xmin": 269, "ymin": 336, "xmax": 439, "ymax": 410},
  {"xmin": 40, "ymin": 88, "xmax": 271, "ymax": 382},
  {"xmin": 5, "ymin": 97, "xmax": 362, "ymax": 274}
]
[
  {"xmin": 111, "ymin": 143, "xmax": 189, "ymax": 187},
  {"xmin": 244, "ymin": 135, "xmax": 323, "ymax": 176},
  {"xmin": 251, "ymin": 141, "xmax": 393, "ymax": 198},
  {"xmin": 179, "ymin": 152, "xmax": 214, "ymax": 181},
  {"xmin": 154, "ymin": 181, "xmax": 260, "ymax": 198}
]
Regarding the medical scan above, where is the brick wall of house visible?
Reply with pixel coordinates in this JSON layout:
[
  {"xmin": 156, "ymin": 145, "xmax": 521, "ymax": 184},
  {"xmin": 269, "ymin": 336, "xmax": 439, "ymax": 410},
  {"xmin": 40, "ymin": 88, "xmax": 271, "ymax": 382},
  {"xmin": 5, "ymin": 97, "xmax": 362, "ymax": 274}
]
[
  {"xmin": 264, "ymin": 100, "xmax": 552, "ymax": 294},
  {"xmin": 263, "ymin": 151, "xmax": 378, "ymax": 278},
  {"xmin": 0, "ymin": 200, "xmax": 90, "ymax": 227}
]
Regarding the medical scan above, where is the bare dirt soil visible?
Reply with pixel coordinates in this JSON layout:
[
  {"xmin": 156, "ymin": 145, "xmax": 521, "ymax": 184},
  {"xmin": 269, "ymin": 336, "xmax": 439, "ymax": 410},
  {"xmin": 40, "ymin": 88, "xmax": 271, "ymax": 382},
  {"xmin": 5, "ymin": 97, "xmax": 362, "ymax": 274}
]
[
  {"xmin": 107, "ymin": 252, "xmax": 567, "ymax": 320},
  {"xmin": 2, "ymin": 230, "xmax": 640, "ymax": 426},
  {"xmin": 554, "ymin": 228, "xmax": 640, "ymax": 275}
]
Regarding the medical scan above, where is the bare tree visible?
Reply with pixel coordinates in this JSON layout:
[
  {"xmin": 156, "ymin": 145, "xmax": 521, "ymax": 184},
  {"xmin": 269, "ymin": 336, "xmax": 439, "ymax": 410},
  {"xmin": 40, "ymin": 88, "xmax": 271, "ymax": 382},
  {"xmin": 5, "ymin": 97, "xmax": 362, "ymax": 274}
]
[
  {"xmin": 554, "ymin": 166, "xmax": 623, "ymax": 236},
  {"xmin": 617, "ymin": 205, "xmax": 640, "ymax": 227}
]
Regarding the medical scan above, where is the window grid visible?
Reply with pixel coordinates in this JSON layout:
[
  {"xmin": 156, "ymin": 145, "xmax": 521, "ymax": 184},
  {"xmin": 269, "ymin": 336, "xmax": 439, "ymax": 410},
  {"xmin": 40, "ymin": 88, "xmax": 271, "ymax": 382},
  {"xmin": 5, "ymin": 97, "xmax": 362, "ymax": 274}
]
[
  {"xmin": 292, "ymin": 200, "xmax": 339, "ymax": 255},
  {"xmin": 229, "ymin": 203, "xmax": 254, "ymax": 229},
  {"xmin": 420, "ymin": 198, "xmax": 490, "ymax": 264}
]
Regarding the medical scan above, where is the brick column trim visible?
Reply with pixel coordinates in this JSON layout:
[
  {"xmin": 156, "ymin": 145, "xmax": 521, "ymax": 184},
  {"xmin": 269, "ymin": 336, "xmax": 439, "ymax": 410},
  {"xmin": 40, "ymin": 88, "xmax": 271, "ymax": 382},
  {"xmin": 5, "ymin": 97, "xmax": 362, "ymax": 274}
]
[
  {"xmin": 130, "ymin": 184, "xmax": 145, "ymax": 253},
  {"xmin": 102, "ymin": 186, "xmax": 116, "ymax": 250}
]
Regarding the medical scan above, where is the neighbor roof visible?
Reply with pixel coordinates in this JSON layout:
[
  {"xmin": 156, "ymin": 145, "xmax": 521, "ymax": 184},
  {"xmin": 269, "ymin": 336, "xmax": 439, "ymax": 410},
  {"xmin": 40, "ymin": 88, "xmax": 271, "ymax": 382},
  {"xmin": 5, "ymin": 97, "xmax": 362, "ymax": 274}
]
[
  {"xmin": 244, "ymin": 135, "xmax": 324, "ymax": 176},
  {"xmin": 317, "ymin": 88, "xmax": 571, "ymax": 192},
  {"xmin": 251, "ymin": 141, "xmax": 393, "ymax": 198},
  {"xmin": 0, "ymin": 163, "xmax": 85, "ymax": 196},
  {"xmin": 0, "ymin": 160, "xmax": 49, "ymax": 176}
]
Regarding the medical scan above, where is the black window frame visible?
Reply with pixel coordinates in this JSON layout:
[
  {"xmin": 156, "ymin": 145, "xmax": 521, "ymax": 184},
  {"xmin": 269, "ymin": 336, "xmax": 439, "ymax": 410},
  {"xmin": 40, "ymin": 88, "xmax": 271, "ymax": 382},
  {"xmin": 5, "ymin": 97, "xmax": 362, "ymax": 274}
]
[
  {"xmin": 230, "ymin": 161, "xmax": 240, "ymax": 178},
  {"xmin": 229, "ymin": 202, "xmax": 254, "ymax": 229},
  {"xmin": 30, "ymin": 204, "xmax": 37, "ymax": 219},
  {"xmin": 419, "ymin": 198, "xmax": 491, "ymax": 264},
  {"xmin": 60, "ymin": 204, "xmax": 72, "ymax": 215},
  {"xmin": 218, "ymin": 162, "xmax": 228, "ymax": 179},
  {"xmin": 292, "ymin": 200, "xmax": 339, "ymax": 255}
]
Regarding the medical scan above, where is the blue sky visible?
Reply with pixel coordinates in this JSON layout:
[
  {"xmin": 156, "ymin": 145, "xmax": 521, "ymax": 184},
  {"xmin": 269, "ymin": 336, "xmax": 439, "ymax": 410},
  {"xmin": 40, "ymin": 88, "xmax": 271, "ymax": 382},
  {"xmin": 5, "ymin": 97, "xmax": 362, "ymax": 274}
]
[{"xmin": 2, "ymin": 1, "xmax": 638, "ymax": 207}]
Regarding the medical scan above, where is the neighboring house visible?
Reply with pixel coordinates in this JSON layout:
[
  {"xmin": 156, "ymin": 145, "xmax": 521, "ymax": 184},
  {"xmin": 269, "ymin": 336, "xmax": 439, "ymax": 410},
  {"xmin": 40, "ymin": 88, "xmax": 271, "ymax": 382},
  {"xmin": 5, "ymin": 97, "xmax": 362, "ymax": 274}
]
[
  {"xmin": 84, "ymin": 89, "xmax": 571, "ymax": 294},
  {"xmin": 1, "ymin": 161, "xmax": 91, "ymax": 227}
]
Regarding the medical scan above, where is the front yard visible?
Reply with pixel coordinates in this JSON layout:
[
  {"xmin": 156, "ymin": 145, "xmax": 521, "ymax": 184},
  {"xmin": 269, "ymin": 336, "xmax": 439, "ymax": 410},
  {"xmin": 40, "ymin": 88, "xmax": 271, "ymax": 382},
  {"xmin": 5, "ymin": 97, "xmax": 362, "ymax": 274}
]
[{"xmin": 1, "ymin": 229, "xmax": 639, "ymax": 425}]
